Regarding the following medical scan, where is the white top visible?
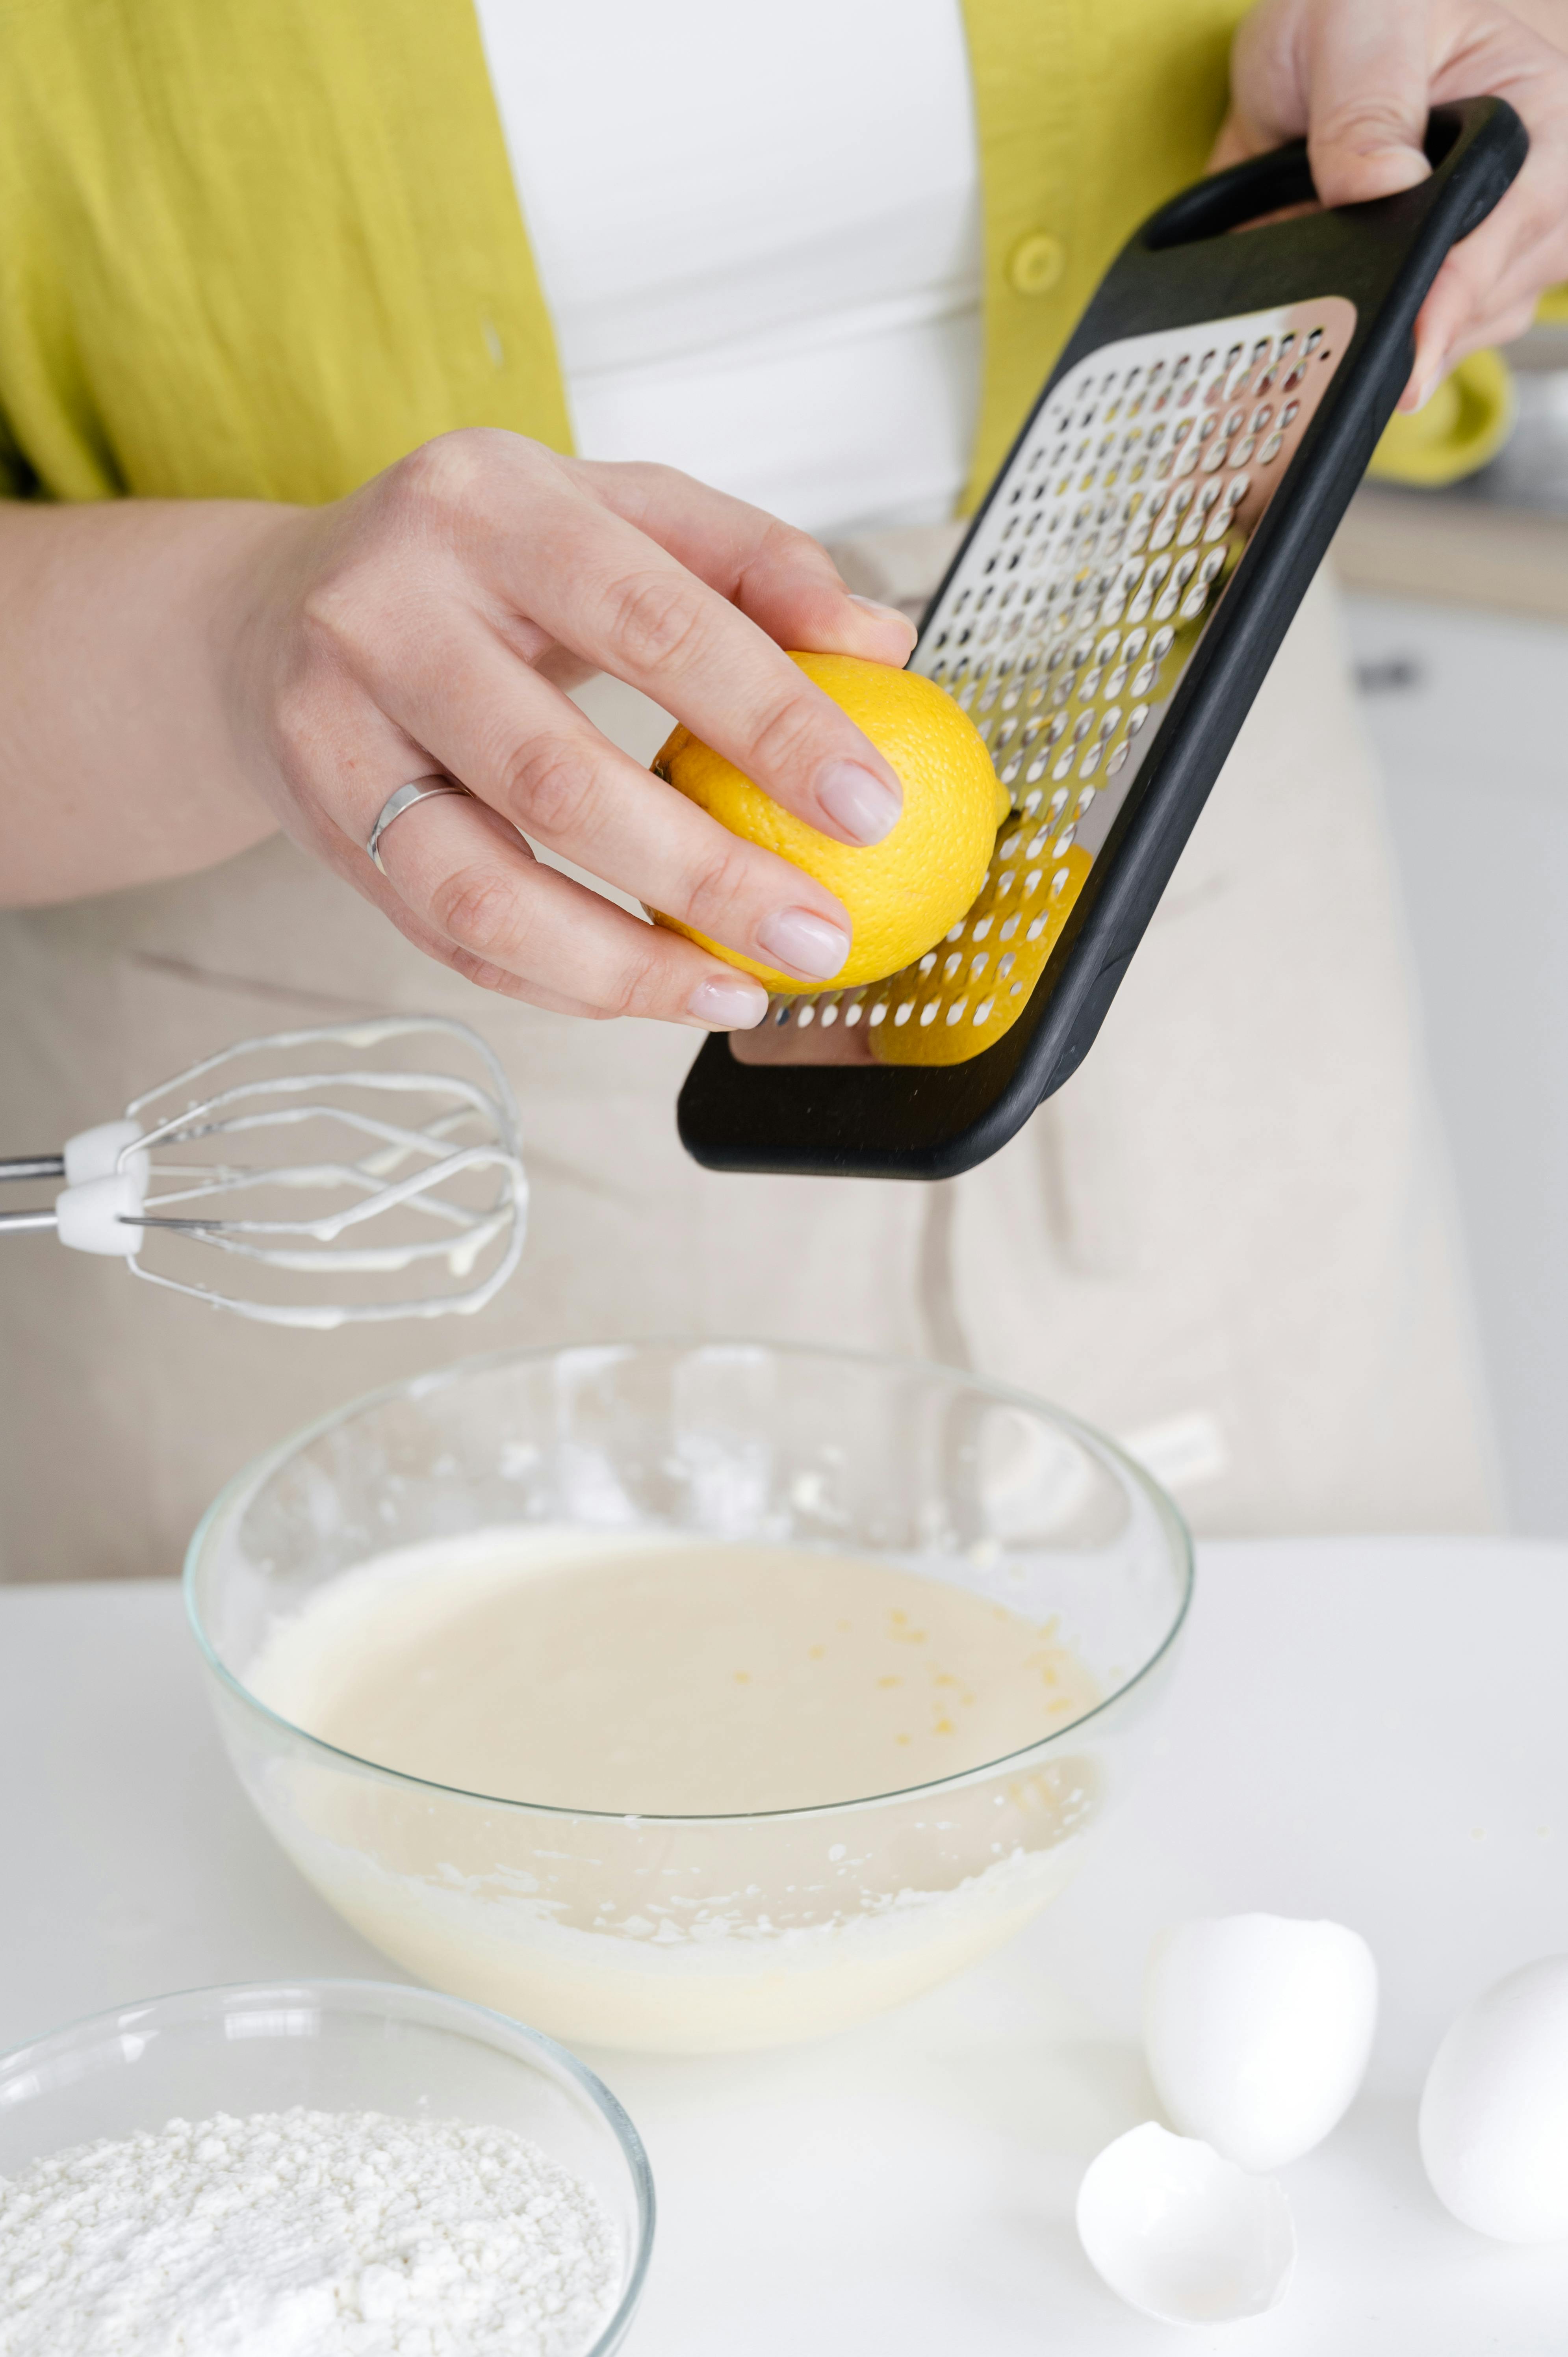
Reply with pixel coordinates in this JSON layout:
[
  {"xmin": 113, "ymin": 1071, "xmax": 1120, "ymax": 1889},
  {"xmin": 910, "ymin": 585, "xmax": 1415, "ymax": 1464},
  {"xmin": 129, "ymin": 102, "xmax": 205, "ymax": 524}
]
[{"xmin": 471, "ymin": 0, "xmax": 983, "ymax": 540}]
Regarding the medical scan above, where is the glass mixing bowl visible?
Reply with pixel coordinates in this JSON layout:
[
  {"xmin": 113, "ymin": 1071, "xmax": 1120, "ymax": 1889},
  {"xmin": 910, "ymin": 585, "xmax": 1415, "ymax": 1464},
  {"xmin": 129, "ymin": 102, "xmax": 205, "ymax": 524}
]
[
  {"xmin": 0, "ymin": 1978, "xmax": 653, "ymax": 2357},
  {"xmin": 186, "ymin": 1342, "xmax": 1191, "ymax": 2054}
]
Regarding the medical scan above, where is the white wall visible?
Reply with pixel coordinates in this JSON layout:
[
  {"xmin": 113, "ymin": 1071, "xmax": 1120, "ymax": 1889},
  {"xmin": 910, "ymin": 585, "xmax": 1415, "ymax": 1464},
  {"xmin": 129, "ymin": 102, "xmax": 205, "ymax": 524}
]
[{"xmin": 1343, "ymin": 592, "xmax": 1568, "ymax": 1533}]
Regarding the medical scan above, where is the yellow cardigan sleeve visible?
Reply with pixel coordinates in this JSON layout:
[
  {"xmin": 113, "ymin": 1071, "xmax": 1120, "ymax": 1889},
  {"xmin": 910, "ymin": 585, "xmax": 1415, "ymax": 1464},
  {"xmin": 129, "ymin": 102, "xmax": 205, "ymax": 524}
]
[{"xmin": 0, "ymin": 0, "xmax": 571, "ymax": 504}]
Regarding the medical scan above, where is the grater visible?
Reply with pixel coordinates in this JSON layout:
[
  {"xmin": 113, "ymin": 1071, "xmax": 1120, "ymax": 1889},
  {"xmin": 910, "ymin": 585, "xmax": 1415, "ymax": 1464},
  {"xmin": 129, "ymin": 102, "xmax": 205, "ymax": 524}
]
[{"xmin": 678, "ymin": 97, "xmax": 1526, "ymax": 1180}]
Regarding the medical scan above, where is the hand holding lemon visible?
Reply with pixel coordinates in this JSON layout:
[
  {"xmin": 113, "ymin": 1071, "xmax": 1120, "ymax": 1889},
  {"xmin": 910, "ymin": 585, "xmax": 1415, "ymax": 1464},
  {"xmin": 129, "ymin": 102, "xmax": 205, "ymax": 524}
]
[{"xmin": 653, "ymin": 652, "xmax": 1006, "ymax": 994}]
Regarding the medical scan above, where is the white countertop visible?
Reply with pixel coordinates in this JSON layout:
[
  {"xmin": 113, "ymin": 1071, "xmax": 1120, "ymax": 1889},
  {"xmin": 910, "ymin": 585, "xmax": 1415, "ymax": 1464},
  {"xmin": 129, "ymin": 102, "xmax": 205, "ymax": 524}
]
[{"xmin": 6, "ymin": 1538, "xmax": 1568, "ymax": 2351}]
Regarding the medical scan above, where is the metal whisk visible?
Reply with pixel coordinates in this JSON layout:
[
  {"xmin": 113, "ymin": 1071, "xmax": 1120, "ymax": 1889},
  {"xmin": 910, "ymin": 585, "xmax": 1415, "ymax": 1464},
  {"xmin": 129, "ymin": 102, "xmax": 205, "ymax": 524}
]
[{"xmin": 0, "ymin": 1016, "xmax": 527, "ymax": 1328}]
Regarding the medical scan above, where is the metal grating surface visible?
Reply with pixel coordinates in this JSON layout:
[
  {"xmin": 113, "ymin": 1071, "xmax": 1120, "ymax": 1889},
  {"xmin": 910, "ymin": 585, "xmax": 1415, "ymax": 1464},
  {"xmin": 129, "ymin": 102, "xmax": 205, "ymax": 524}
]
[{"xmin": 734, "ymin": 295, "xmax": 1355, "ymax": 1070}]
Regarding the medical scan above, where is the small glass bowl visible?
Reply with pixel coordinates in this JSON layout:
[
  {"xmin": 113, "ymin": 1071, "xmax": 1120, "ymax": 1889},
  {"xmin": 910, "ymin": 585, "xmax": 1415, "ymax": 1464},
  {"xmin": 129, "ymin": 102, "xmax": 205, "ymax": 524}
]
[
  {"xmin": 186, "ymin": 1341, "xmax": 1193, "ymax": 2054},
  {"xmin": 0, "ymin": 1978, "xmax": 653, "ymax": 2357}
]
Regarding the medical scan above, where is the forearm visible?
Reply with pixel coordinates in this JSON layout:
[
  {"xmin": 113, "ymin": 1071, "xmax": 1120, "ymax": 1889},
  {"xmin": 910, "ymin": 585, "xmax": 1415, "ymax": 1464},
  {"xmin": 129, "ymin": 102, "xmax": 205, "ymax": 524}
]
[{"xmin": 0, "ymin": 496, "xmax": 290, "ymax": 907}]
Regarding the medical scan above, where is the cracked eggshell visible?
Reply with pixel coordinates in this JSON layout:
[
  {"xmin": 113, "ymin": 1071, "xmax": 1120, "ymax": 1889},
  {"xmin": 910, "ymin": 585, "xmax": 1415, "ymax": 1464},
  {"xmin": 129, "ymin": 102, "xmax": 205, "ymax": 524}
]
[
  {"xmin": 1420, "ymin": 1956, "xmax": 1568, "ymax": 2242},
  {"xmin": 1076, "ymin": 2122, "xmax": 1296, "ymax": 2325},
  {"xmin": 1144, "ymin": 1914, "xmax": 1378, "ymax": 2171}
]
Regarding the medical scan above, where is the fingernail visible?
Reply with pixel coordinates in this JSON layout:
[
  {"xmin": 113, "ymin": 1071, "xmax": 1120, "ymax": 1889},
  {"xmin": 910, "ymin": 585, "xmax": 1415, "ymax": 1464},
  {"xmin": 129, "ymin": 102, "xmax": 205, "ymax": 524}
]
[
  {"xmin": 850, "ymin": 592, "xmax": 919, "ymax": 643},
  {"xmin": 816, "ymin": 759, "xmax": 902, "ymax": 847},
  {"xmin": 687, "ymin": 973, "xmax": 769, "ymax": 1030},
  {"xmin": 756, "ymin": 906, "xmax": 851, "ymax": 981}
]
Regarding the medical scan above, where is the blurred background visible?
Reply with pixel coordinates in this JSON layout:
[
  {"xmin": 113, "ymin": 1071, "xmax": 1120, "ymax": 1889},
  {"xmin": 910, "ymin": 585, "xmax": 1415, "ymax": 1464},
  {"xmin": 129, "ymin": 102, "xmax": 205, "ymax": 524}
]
[{"xmin": 1337, "ymin": 303, "xmax": 1568, "ymax": 1531}]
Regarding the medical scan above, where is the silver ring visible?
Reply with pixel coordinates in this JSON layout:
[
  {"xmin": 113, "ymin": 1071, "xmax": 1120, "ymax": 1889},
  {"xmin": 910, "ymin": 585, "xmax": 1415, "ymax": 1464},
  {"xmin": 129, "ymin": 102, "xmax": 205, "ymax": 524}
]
[{"xmin": 366, "ymin": 778, "xmax": 475, "ymax": 874}]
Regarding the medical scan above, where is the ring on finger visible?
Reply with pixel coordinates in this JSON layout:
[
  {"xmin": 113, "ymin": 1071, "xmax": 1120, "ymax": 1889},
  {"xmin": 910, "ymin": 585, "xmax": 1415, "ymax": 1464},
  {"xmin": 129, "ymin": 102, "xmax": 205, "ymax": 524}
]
[{"xmin": 366, "ymin": 776, "xmax": 476, "ymax": 874}]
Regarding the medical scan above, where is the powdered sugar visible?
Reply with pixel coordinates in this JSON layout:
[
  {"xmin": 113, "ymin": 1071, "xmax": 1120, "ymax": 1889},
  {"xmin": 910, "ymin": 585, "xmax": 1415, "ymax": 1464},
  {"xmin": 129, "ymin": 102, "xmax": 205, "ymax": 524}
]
[{"xmin": 0, "ymin": 2106, "xmax": 621, "ymax": 2356}]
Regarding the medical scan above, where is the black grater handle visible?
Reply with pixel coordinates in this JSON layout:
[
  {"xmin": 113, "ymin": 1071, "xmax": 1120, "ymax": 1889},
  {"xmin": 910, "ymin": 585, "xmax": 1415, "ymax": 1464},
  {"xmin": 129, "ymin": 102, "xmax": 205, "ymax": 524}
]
[
  {"xmin": 1142, "ymin": 144, "xmax": 1317, "ymax": 246},
  {"xmin": 1139, "ymin": 96, "xmax": 1524, "ymax": 256}
]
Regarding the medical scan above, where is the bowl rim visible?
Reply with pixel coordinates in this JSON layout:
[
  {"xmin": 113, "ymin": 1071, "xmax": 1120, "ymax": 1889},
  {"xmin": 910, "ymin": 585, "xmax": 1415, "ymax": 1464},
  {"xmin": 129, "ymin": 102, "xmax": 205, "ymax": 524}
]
[
  {"xmin": 184, "ymin": 1335, "xmax": 1194, "ymax": 1826},
  {"xmin": 0, "ymin": 1974, "xmax": 655, "ymax": 2357}
]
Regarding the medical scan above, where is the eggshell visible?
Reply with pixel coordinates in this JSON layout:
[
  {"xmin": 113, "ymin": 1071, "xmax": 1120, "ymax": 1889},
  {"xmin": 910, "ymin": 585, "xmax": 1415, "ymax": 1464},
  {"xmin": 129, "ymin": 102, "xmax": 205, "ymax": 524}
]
[
  {"xmin": 1076, "ymin": 2122, "xmax": 1296, "ymax": 2324},
  {"xmin": 1420, "ymin": 1955, "xmax": 1568, "ymax": 2242},
  {"xmin": 1144, "ymin": 1914, "xmax": 1378, "ymax": 2171}
]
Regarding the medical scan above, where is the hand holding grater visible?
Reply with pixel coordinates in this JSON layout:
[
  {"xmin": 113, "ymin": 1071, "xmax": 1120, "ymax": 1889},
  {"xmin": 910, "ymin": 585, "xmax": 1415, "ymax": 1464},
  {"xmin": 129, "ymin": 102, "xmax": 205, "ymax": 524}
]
[{"xmin": 679, "ymin": 97, "xmax": 1526, "ymax": 1181}]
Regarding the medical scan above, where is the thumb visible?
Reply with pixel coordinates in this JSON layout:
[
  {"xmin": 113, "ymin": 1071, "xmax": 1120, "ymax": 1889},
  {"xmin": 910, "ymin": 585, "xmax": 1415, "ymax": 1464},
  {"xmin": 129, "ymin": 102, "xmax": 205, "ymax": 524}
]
[{"xmin": 1301, "ymin": 3, "xmax": 1434, "ymax": 208}]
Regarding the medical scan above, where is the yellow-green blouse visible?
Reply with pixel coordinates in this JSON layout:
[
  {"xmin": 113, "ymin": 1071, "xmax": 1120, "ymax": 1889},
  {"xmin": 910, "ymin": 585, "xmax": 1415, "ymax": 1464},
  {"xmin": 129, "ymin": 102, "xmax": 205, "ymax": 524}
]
[{"xmin": 0, "ymin": 0, "xmax": 1255, "ymax": 513}]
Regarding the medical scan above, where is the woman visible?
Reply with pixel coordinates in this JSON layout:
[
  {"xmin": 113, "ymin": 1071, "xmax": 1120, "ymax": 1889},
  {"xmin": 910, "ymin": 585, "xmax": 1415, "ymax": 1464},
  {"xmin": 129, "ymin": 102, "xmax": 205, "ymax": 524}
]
[{"xmin": 2, "ymin": 0, "xmax": 1565, "ymax": 1577}]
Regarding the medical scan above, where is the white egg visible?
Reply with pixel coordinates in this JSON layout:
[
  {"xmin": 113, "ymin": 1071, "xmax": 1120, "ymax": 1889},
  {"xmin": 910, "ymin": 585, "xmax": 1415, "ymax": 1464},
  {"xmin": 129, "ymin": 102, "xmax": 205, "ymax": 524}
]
[
  {"xmin": 1076, "ymin": 2122, "xmax": 1296, "ymax": 2324},
  {"xmin": 1144, "ymin": 1914, "xmax": 1378, "ymax": 2171},
  {"xmin": 1420, "ymin": 1955, "xmax": 1568, "ymax": 2242}
]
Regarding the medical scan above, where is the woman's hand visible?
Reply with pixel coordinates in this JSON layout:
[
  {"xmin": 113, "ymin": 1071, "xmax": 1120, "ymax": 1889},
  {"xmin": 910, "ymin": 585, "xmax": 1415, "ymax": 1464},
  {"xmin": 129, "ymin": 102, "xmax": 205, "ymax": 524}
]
[
  {"xmin": 1215, "ymin": 0, "xmax": 1568, "ymax": 407},
  {"xmin": 217, "ymin": 435, "xmax": 916, "ymax": 1029}
]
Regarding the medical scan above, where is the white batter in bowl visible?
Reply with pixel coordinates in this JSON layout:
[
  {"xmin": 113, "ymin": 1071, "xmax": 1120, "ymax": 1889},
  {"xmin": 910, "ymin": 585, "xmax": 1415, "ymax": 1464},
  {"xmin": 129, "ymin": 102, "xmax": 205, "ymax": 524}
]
[{"xmin": 185, "ymin": 1342, "xmax": 1191, "ymax": 2053}]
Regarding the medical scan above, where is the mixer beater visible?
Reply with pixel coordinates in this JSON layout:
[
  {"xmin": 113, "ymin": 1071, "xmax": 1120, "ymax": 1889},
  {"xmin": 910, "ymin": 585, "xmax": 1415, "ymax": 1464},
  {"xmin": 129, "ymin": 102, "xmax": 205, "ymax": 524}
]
[{"xmin": 0, "ymin": 1016, "xmax": 527, "ymax": 1327}]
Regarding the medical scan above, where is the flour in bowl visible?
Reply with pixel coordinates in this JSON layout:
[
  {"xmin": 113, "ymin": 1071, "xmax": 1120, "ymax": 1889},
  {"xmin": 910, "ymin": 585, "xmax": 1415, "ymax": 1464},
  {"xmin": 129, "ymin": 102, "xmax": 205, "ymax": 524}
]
[{"xmin": 0, "ymin": 2106, "xmax": 621, "ymax": 2356}]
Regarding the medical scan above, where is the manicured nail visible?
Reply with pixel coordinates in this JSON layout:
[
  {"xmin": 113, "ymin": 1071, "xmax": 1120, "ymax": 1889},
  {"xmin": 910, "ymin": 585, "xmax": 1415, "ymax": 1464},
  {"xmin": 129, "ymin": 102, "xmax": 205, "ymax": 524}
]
[
  {"xmin": 756, "ymin": 906, "xmax": 851, "ymax": 981},
  {"xmin": 687, "ymin": 973, "xmax": 768, "ymax": 1030},
  {"xmin": 850, "ymin": 593, "xmax": 919, "ymax": 645},
  {"xmin": 816, "ymin": 759, "xmax": 902, "ymax": 847}
]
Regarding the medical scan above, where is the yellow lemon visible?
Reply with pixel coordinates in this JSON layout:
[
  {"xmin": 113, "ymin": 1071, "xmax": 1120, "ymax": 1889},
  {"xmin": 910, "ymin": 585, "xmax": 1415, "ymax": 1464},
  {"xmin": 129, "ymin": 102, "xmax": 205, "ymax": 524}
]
[{"xmin": 651, "ymin": 652, "xmax": 1007, "ymax": 993}]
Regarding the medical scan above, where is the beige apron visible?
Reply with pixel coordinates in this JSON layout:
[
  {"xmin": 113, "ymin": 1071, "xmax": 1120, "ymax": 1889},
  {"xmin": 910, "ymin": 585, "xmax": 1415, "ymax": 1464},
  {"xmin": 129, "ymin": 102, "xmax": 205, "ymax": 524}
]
[{"xmin": 0, "ymin": 559, "xmax": 1499, "ymax": 1581}]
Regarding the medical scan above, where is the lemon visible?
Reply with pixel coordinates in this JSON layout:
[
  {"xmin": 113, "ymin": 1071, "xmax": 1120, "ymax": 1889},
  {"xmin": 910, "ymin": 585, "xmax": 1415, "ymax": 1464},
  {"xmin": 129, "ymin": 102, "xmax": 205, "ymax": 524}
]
[{"xmin": 651, "ymin": 652, "xmax": 1007, "ymax": 993}]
